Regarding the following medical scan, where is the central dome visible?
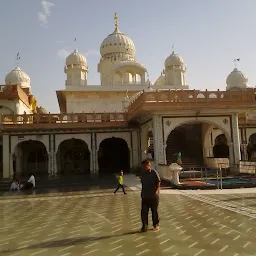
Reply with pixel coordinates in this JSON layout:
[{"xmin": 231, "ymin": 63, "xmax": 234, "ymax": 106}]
[{"xmin": 100, "ymin": 14, "xmax": 136, "ymax": 57}]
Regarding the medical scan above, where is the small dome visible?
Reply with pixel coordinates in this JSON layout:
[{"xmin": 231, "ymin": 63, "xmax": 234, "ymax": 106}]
[
  {"xmin": 37, "ymin": 106, "xmax": 47, "ymax": 114},
  {"xmin": 66, "ymin": 49, "xmax": 87, "ymax": 66},
  {"xmin": 226, "ymin": 68, "xmax": 248, "ymax": 90},
  {"xmin": 100, "ymin": 27, "xmax": 136, "ymax": 57},
  {"xmin": 165, "ymin": 51, "xmax": 184, "ymax": 67},
  {"xmin": 5, "ymin": 67, "xmax": 31, "ymax": 87},
  {"xmin": 154, "ymin": 73, "xmax": 166, "ymax": 86}
]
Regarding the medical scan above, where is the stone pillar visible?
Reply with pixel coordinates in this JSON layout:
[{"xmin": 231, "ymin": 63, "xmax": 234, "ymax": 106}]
[
  {"xmin": 2, "ymin": 135, "xmax": 10, "ymax": 179},
  {"xmin": 152, "ymin": 115, "xmax": 165, "ymax": 168},
  {"xmin": 91, "ymin": 133, "xmax": 98, "ymax": 179},
  {"xmin": 129, "ymin": 147, "xmax": 133, "ymax": 169},
  {"xmin": 141, "ymin": 74, "xmax": 145, "ymax": 84},
  {"xmin": 132, "ymin": 131, "xmax": 139, "ymax": 168},
  {"xmin": 231, "ymin": 113, "xmax": 241, "ymax": 165},
  {"xmin": 228, "ymin": 143, "xmax": 234, "ymax": 166},
  {"xmin": 48, "ymin": 134, "xmax": 53, "ymax": 176},
  {"xmin": 240, "ymin": 128, "xmax": 247, "ymax": 160},
  {"xmin": 48, "ymin": 134, "xmax": 57, "ymax": 177},
  {"xmin": 9, "ymin": 153, "xmax": 14, "ymax": 178}
]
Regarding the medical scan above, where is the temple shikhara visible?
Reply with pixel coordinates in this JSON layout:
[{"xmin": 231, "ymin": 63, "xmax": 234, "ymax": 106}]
[{"xmin": 1, "ymin": 14, "xmax": 256, "ymax": 180}]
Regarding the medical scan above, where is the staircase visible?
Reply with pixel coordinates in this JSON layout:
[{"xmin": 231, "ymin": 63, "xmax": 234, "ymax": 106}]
[{"xmin": 166, "ymin": 124, "xmax": 204, "ymax": 169}]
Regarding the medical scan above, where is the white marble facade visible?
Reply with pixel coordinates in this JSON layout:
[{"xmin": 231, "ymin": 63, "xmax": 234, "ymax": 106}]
[{"xmin": 1, "ymin": 13, "xmax": 256, "ymax": 179}]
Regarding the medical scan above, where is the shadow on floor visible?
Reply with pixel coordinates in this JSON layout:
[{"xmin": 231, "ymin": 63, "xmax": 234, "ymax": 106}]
[{"xmin": 1, "ymin": 230, "xmax": 141, "ymax": 254}]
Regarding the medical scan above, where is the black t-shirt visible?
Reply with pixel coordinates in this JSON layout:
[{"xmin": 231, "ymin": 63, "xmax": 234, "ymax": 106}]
[{"xmin": 141, "ymin": 169, "xmax": 161, "ymax": 199}]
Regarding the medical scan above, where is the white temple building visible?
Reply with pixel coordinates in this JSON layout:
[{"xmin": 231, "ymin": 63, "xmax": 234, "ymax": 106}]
[{"xmin": 0, "ymin": 13, "xmax": 256, "ymax": 180}]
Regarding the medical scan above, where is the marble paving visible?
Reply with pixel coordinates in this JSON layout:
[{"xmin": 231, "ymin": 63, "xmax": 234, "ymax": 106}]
[{"xmin": 0, "ymin": 190, "xmax": 255, "ymax": 256}]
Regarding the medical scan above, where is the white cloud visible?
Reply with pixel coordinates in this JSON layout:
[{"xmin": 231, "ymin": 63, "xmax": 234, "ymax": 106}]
[
  {"xmin": 86, "ymin": 50, "xmax": 101, "ymax": 57},
  {"xmin": 37, "ymin": 12, "xmax": 47, "ymax": 25},
  {"xmin": 38, "ymin": 1, "xmax": 55, "ymax": 26},
  {"xmin": 42, "ymin": 0, "xmax": 55, "ymax": 15},
  {"xmin": 57, "ymin": 49, "xmax": 70, "ymax": 58}
]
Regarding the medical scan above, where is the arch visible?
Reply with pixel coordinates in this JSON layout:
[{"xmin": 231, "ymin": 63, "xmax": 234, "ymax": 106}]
[
  {"xmin": 164, "ymin": 118, "xmax": 231, "ymax": 144},
  {"xmin": 98, "ymin": 137, "xmax": 130, "ymax": 175},
  {"xmin": 123, "ymin": 72, "xmax": 133, "ymax": 84},
  {"xmin": 56, "ymin": 139, "xmax": 90, "ymax": 176},
  {"xmin": 164, "ymin": 119, "xmax": 232, "ymax": 167},
  {"xmin": 213, "ymin": 134, "xmax": 229, "ymax": 158},
  {"xmin": 0, "ymin": 106, "xmax": 14, "ymax": 115},
  {"xmin": 14, "ymin": 140, "xmax": 48, "ymax": 176},
  {"xmin": 135, "ymin": 74, "xmax": 142, "ymax": 84},
  {"xmin": 248, "ymin": 133, "xmax": 256, "ymax": 148},
  {"xmin": 247, "ymin": 133, "xmax": 256, "ymax": 161}
]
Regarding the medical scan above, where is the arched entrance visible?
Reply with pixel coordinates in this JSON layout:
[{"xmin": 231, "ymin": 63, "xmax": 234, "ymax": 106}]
[
  {"xmin": 247, "ymin": 133, "xmax": 256, "ymax": 161},
  {"xmin": 98, "ymin": 137, "xmax": 130, "ymax": 175},
  {"xmin": 166, "ymin": 123, "xmax": 204, "ymax": 166},
  {"xmin": 14, "ymin": 140, "xmax": 48, "ymax": 176},
  {"xmin": 57, "ymin": 139, "xmax": 90, "ymax": 175},
  {"xmin": 213, "ymin": 134, "xmax": 229, "ymax": 158}
]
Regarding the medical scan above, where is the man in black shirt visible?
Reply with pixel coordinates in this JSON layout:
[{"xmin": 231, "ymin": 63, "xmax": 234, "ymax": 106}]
[{"xmin": 140, "ymin": 159, "xmax": 161, "ymax": 232}]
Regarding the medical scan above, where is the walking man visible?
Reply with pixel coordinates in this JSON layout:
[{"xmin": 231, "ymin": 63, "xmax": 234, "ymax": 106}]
[
  {"xmin": 114, "ymin": 171, "xmax": 126, "ymax": 194},
  {"xmin": 140, "ymin": 159, "xmax": 161, "ymax": 232}
]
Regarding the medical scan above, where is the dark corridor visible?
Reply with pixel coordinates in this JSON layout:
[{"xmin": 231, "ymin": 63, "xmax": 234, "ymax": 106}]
[{"xmin": 98, "ymin": 137, "xmax": 130, "ymax": 175}]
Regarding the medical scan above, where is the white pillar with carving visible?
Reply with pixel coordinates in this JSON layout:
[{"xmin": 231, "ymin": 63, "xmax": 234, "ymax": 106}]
[
  {"xmin": 231, "ymin": 113, "xmax": 241, "ymax": 165},
  {"xmin": 152, "ymin": 115, "xmax": 165, "ymax": 167}
]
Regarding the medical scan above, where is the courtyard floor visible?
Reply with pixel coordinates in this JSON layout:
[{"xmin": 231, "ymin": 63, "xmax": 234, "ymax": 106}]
[{"xmin": 0, "ymin": 189, "xmax": 255, "ymax": 256}]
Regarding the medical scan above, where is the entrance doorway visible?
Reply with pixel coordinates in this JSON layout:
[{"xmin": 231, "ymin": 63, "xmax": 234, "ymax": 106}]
[
  {"xmin": 57, "ymin": 139, "xmax": 90, "ymax": 175},
  {"xmin": 15, "ymin": 140, "xmax": 48, "ymax": 176},
  {"xmin": 98, "ymin": 137, "xmax": 130, "ymax": 175},
  {"xmin": 166, "ymin": 123, "xmax": 203, "ymax": 167},
  {"xmin": 213, "ymin": 134, "xmax": 229, "ymax": 158}
]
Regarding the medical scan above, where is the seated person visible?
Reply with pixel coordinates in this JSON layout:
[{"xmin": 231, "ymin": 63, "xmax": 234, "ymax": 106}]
[
  {"xmin": 22, "ymin": 173, "xmax": 35, "ymax": 190},
  {"xmin": 10, "ymin": 177, "xmax": 22, "ymax": 191}
]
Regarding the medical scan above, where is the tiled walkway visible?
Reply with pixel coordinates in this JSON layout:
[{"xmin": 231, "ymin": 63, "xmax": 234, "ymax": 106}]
[{"xmin": 0, "ymin": 190, "xmax": 255, "ymax": 256}]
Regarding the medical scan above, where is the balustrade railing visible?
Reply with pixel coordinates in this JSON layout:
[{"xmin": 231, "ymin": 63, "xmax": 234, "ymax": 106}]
[
  {"xmin": 0, "ymin": 112, "xmax": 128, "ymax": 125},
  {"xmin": 128, "ymin": 89, "xmax": 256, "ymax": 114}
]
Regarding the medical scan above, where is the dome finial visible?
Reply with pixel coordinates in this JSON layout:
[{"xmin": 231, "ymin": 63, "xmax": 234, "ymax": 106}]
[
  {"xmin": 172, "ymin": 44, "xmax": 175, "ymax": 52},
  {"xmin": 114, "ymin": 12, "xmax": 119, "ymax": 29}
]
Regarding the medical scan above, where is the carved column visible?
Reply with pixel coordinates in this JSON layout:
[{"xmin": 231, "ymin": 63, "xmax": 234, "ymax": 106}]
[
  {"xmin": 152, "ymin": 115, "xmax": 165, "ymax": 166},
  {"xmin": 231, "ymin": 113, "xmax": 241, "ymax": 165}
]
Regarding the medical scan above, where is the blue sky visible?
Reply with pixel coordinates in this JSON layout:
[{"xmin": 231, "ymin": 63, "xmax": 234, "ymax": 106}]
[{"xmin": 0, "ymin": 0, "xmax": 255, "ymax": 112}]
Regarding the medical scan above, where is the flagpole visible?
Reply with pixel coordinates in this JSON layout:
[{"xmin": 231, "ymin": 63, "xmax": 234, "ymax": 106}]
[
  {"xmin": 74, "ymin": 37, "xmax": 77, "ymax": 50},
  {"xmin": 233, "ymin": 58, "xmax": 240, "ymax": 68},
  {"xmin": 16, "ymin": 52, "xmax": 20, "ymax": 67}
]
